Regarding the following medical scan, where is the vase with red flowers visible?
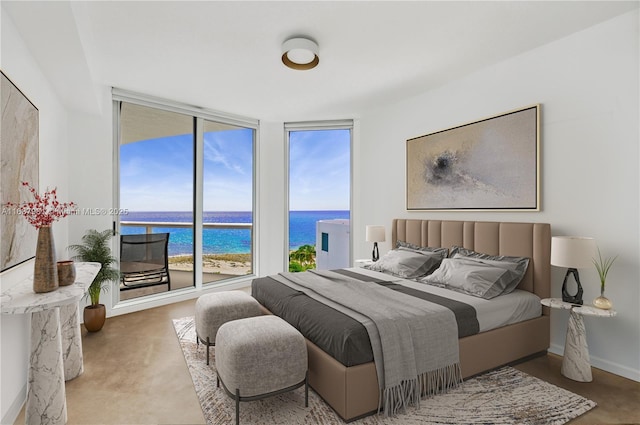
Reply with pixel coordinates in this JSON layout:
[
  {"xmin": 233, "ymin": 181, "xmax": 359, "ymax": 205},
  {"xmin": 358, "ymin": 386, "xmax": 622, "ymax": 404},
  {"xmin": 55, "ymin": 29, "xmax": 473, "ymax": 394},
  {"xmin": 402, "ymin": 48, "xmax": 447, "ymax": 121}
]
[{"xmin": 4, "ymin": 182, "xmax": 76, "ymax": 293}]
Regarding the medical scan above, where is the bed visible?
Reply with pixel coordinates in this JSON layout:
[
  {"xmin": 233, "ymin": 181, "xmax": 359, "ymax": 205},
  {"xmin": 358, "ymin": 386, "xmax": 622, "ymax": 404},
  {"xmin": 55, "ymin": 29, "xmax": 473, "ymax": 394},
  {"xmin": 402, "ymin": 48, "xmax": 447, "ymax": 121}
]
[{"xmin": 251, "ymin": 219, "xmax": 551, "ymax": 422}]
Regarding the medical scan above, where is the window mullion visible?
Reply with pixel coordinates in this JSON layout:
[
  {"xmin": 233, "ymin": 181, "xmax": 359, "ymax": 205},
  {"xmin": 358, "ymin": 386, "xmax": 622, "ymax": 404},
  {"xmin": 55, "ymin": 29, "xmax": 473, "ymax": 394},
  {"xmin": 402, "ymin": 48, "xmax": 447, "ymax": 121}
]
[
  {"xmin": 194, "ymin": 117, "xmax": 204, "ymax": 289},
  {"xmin": 112, "ymin": 100, "xmax": 122, "ymax": 307}
]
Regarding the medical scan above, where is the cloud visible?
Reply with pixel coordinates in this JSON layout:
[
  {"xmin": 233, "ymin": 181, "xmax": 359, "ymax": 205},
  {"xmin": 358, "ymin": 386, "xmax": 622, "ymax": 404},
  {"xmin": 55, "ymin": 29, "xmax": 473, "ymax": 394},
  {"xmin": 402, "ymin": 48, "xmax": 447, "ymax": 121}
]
[{"xmin": 203, "ymin": 134, "xmax": 248, "ymax": 175}]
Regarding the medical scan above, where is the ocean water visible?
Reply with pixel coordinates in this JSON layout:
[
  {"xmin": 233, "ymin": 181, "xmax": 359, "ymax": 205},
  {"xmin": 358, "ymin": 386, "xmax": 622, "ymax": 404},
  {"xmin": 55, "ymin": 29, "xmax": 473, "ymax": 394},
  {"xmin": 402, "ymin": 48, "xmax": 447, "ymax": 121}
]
[{"xmin": 121, "ymin": 210, "xmax": 349, "ymax": 256}]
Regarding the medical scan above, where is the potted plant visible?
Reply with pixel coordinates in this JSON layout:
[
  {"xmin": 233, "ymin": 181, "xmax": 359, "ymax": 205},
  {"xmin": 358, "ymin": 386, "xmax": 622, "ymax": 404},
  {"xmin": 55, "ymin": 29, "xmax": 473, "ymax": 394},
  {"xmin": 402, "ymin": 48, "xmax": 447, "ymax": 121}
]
[
  {"xmin": 69, "ymin": 229, "xmax": 120, "ymax": 332},
  {"xmin": 592, "ymin": 247, "xmax": 617, "ymax": 310}
]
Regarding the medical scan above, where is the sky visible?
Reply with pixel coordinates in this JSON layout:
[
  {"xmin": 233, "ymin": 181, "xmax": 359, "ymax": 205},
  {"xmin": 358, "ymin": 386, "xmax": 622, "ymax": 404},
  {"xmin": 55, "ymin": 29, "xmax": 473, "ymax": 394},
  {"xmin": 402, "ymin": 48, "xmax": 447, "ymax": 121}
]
[
  {"xmin": 120, "ymin": 128, "xmax": 350, "ymax": 211},
  {"xmin": 289, "ymin": 129, "xmax": 350, "ymax": 211}
]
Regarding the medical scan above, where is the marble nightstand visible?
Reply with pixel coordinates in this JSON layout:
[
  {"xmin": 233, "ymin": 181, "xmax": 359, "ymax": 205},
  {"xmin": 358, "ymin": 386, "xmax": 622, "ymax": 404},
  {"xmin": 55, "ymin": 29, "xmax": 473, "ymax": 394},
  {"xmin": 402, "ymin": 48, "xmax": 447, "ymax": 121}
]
[
  {"xmin": 1, "ymin": 262, "xmax": 100, "ymax": 425},
  {"xmin": 541, "ymin": 297, "xmax": 617, "ymax": 382}
]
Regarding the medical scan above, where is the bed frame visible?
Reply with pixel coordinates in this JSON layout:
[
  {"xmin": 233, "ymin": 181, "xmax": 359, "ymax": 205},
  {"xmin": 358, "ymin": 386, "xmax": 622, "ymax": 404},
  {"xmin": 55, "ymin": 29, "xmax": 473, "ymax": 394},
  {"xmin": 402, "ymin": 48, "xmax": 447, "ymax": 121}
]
[{"xmin": 261, "ymin": 219, "xmax": 551, "ymax": 422}]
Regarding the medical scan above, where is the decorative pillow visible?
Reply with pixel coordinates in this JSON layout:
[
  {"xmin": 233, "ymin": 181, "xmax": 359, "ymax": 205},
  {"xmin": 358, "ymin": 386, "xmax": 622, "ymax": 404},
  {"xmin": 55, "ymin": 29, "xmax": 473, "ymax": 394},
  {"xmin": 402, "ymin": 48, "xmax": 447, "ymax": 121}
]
[
  {"xmin": 364, "ymin": 248, "xmax": 446, "ymax": 279},
  {"xmin": 419, "ymin": 247, "xmax": 530, "ymax": 299},
  {"xmin": 449, "ymin": 246, "xmax": 529, "ymax": 294},
  {"xmin": 419, "ymin": 257, "xmax": 526, "ymax": 299}
]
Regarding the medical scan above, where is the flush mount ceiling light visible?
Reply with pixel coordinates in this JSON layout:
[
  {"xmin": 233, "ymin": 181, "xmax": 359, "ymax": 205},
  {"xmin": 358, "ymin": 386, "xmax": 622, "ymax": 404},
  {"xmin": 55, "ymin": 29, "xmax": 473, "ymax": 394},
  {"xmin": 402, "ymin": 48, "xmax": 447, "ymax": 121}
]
[{"xmin": 281, "ymin": 37, "xmax": 319, "ymax": 70}]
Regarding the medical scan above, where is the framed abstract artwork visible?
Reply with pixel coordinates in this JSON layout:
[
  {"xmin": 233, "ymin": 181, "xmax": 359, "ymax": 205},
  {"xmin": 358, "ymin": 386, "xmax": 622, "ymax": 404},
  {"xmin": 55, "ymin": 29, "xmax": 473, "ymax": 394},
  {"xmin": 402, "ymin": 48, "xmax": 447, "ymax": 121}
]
[
  {"xmin": 406, "ymin": 105, "xmax": 540, "ymax": 211},
  {"xmin": 1, "ymin": 71, "xmax": 39, "ymax": 272}
]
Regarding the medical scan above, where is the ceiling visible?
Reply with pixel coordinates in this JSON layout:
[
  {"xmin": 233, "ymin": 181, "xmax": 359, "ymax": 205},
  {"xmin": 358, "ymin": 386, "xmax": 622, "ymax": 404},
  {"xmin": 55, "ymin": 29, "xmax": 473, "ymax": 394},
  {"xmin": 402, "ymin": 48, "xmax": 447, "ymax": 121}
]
[{"xmin": 3, "ymin": 1, "xmax": 638, "ymax": 122}]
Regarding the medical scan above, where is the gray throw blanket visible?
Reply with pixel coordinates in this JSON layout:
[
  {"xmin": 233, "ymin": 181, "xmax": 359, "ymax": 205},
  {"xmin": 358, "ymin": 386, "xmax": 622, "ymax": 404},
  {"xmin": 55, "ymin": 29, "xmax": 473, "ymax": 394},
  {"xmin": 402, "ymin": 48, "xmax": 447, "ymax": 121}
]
[{"xmin": 273, "ymin": 270, "xmax": 462, "ymax": 416}]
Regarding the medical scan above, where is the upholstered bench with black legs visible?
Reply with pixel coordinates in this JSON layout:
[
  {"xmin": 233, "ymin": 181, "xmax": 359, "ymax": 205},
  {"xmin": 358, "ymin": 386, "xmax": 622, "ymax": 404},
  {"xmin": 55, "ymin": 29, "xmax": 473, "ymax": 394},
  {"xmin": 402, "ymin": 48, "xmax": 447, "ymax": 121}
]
[
  {"xmin": 194, "ymin": 291, "xmax": 262, "ymax": 365},
  {"xmin": 215, "ymin": 315, "xmax": 308, "ymax": 425}
]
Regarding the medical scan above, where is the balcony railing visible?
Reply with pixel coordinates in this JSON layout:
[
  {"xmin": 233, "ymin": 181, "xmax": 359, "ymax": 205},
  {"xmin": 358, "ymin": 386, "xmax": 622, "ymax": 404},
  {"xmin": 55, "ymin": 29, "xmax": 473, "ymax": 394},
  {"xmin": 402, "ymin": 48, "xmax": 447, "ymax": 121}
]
[
  {"xmin": 119, "ymin": 220, "xmax": 253, "ymax": 258},
  {"xmin": 120, "ymin": 220, "xmax": 252, "ymax": 234},
  {"xmin": 118, "ymin": 221, "xmax": 254, "ymax": 297}
]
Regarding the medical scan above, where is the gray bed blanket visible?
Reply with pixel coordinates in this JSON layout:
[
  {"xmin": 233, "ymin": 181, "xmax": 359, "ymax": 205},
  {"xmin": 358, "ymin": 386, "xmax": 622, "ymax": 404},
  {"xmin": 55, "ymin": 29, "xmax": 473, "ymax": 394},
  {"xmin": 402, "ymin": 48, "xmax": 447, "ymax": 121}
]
[{"xmin": 273, "ymin": 270, "xmax": 462, "ymax": 416}]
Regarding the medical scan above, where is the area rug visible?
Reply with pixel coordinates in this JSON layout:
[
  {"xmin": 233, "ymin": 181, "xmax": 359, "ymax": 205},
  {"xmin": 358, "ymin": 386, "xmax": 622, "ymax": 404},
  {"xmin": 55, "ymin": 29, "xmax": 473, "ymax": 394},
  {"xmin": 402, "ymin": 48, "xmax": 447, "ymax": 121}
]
[{"xmin": 173, "ymin": 316, "xmax": 596, "ymax": 424}]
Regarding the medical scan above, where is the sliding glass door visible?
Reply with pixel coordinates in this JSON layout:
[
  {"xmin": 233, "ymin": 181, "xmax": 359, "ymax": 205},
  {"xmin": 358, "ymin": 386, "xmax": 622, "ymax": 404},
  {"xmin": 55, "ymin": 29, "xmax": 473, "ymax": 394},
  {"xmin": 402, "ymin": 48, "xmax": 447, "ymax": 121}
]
[
  {"xmin": 115, "ymin": 93, "xmax": 257, "ymax": 302},
  {"xmin": 201, "ymin": 120, "xmax": 255, "ymax": 284},
  {"xmin": 118, "ymin": 103, "xmax": 195, "ymax": 300}
]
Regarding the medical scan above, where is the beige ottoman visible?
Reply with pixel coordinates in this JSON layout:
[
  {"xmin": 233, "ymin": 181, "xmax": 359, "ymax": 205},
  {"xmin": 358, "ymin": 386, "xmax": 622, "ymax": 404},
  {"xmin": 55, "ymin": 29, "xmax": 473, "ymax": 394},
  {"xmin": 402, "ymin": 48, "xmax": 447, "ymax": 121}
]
[
  {"xmin": 215, "ymin": 315, "xmax": 308, "ymax": 425},
  {"xmin": 194, "ymin": 291, "xmax": 261, "ymax": 364}
]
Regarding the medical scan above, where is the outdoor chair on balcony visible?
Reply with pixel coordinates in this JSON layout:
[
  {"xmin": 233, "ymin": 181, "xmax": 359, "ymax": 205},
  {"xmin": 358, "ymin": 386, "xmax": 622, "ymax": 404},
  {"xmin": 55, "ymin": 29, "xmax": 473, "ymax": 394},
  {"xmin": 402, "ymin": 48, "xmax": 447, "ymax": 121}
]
[{"xmin": 120, "ymin": 233, "xmax": 171, "ymax": 291}]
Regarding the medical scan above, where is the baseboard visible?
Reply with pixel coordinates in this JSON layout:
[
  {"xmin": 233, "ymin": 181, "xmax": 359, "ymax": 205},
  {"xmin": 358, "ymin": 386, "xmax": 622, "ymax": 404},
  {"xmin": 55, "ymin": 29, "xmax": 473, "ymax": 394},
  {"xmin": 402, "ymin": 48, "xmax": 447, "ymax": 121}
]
[
  {"xmin": 1, "ymin": 383, "xmax": 26, "ymax": 425},
  {"xmin": 548, "ymin": 343, "xmax": 640, "ymax": 382}
]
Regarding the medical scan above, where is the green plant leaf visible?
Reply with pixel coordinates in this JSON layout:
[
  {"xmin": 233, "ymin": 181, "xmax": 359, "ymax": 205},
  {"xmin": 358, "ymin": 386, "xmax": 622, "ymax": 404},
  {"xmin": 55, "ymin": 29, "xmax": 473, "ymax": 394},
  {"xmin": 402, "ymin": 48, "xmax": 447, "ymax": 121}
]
[
  {"xmin": 592, "ymin": 247, "xmax": 617, "ymax": 287},
  {"xmin": 69, "ymin": 229, "xmax": 120, "ymax": 306}
]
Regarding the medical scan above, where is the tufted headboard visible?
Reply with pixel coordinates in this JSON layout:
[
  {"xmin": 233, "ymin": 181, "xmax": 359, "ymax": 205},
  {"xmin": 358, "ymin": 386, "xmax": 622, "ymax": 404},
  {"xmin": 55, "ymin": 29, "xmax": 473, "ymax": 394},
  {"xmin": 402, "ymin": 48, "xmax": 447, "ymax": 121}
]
[{"xmin": 391, "ymin": 219, "xmax": 551, "ymax": 305}]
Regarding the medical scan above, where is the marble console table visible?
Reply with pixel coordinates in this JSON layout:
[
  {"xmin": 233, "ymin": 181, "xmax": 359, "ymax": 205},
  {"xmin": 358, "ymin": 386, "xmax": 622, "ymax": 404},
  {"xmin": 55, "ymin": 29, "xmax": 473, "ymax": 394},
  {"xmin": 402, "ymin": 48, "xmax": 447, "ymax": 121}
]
[
  {"xmin": 541, "ymin": 298, "xmax": 617, "ymax": 382},
  {"xmin": 1, "ymin": 262, "xmax": 100, "ymax": 425}
]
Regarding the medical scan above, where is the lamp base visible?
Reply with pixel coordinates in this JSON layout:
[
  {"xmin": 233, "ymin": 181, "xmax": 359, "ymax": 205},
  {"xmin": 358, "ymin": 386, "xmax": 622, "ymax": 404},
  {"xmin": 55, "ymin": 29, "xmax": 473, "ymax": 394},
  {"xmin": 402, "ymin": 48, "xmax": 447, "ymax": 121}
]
[
  {"xmin": 372, "ymin": 242, "xmax": 379, "ymax": 262},
  {"xmin": 561, "ymin": 268, "xmax": 584, "ymax": 305}
]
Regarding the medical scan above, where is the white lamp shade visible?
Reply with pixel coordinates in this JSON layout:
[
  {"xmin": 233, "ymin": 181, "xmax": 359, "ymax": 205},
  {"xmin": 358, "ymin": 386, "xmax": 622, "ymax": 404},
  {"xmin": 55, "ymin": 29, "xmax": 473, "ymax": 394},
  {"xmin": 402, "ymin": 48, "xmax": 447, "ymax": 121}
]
[
  {"xmin": 366, "ymin": 225, "xmax": 385, "ymax": 243},
  {"xmin": 551, "ymin": 236, "xmax": 597, "ymax": 269}
]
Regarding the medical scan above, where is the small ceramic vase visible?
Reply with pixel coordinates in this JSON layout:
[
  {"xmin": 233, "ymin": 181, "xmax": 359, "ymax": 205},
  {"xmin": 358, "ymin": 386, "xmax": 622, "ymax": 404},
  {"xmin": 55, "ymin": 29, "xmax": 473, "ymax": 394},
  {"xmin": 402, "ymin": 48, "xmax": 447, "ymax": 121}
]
[{"xmin": 57, "ymin": 260, "xmax": 76, "ymax": 286}]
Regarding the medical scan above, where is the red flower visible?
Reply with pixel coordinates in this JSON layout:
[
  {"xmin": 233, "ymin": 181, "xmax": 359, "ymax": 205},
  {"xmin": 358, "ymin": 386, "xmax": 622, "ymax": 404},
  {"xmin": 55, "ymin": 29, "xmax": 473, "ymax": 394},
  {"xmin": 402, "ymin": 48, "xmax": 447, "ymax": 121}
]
[{"xmin": 3, "ymin": 182, "xmax": 76, "ymax": 229}]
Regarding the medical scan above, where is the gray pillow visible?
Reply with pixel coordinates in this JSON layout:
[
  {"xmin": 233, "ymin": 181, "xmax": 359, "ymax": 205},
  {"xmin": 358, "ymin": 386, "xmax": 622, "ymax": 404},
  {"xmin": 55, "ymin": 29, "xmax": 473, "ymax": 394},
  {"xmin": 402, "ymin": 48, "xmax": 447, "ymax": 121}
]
[
  {"xmin": 420, "ymin": 257, "xmax": 527, "ymax": 299},
  {"xmin": 449, "ymin": 246, "xmax": 530, "ymax": 295},
  {"xmin": 364, "ymin": 248, "xmax": 446, "ymax": 279},
  {"xmin": 396, "ymin": 240, "xmax": 449, "ymax": 257}
]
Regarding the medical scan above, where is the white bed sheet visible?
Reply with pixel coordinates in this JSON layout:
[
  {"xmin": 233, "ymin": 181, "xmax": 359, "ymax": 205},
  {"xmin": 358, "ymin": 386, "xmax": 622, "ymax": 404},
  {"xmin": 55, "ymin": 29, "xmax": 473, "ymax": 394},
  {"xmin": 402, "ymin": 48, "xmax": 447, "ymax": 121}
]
[{"xmin": 350, "ymin": 267, "xmax": 542, "ymax": 333}]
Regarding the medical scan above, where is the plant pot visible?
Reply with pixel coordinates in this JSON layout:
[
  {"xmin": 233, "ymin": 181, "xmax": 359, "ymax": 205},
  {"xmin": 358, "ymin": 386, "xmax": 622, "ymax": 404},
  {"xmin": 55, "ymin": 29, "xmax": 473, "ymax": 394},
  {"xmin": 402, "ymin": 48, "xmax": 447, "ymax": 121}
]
[{"xmin": 84, "ymin": 304, "xmax": 106, "ymax": 332}]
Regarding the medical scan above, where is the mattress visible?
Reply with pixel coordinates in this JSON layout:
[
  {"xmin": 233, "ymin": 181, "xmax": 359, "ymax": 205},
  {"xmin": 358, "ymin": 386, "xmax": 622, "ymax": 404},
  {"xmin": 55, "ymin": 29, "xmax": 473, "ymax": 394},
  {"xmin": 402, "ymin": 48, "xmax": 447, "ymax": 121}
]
[{"xmin": 251, "ymin": 268, "xmax": 541, "ymax": 367}]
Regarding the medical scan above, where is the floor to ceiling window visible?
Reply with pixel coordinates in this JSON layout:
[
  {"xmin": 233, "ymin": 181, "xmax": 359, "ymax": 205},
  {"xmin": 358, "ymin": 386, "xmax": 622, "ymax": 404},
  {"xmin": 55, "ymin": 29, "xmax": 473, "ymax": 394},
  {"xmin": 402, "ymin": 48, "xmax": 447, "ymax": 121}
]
[
  {"xmin": 114, "ymin": 91, "xmax": 257, "ymax": 302},
  {"xmin": 201, "ymin": 120, "xmax": 254, "ymax": 284},
  {"xmin": 286, "ymin": 122, "xmax": 352, "ymax": 272},
  {"xmin": 118, "ymin": 102, "xmax": 195, "ymax": 301}
]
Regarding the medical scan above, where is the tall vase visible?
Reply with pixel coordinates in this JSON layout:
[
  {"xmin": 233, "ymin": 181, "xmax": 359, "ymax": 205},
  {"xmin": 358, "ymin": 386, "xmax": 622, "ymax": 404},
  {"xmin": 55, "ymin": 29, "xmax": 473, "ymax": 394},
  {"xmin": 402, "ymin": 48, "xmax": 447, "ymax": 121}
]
[
  {"xmin": 593, "ymin": 287, "xmax": 613, "ymax": 310},
  {"xmin": 33, "ymin": 226, "xmax": 59, "ymax": 293}
]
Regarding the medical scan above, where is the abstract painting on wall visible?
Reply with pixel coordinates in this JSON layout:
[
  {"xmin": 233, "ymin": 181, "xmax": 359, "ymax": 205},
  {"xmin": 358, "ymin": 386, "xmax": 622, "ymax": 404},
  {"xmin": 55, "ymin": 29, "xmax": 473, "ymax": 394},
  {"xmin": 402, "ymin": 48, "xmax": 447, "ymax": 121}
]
[
  {"xmin": 1, "ymin": 71, "xmax": 39, "ymax": 272},
  {"xmin": 406, "ymin": 105, "xmax": 539, "ymax": 211}
]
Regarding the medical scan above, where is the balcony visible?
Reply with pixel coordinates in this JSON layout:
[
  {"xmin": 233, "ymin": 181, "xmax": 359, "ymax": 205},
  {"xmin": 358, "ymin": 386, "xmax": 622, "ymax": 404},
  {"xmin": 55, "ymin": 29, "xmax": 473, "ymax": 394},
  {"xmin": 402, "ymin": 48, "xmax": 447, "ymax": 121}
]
[{"xmin": 119, "ymin": 220, "xmax": 253, "ymax": 300}]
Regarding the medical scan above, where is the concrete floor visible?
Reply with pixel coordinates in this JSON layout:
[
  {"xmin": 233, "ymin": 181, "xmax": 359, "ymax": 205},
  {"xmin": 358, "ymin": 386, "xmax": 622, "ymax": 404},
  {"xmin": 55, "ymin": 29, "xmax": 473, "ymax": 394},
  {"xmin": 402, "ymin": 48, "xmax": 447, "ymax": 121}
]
[{"xmin": 14, "ymin": 297, "xmax": 640, "ymax": 425}]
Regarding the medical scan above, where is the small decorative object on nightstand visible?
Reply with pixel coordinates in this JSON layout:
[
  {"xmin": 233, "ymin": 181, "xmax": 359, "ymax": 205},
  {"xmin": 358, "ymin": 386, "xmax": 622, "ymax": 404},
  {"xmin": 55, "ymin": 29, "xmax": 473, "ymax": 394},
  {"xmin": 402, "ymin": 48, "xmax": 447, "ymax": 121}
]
[
  {"xmin": 365, "ymin": 225, "xmax": 385, "ymax": 262},
  {"xmin": 541, "ymin": 298, "xmax": 617, "ymax": 382},
  {"xmin": 551, "ymin": 236, "xmax": 597, "ymax": 305},
  {"xmin": 592, "ymin": 247, "xmax": 617, "ymax": 310}
]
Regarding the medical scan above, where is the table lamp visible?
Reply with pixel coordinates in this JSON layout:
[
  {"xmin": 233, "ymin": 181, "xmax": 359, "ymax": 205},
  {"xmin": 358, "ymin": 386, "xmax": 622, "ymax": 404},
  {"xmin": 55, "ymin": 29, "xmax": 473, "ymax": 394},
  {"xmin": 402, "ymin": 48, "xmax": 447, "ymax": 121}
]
[
  {"xmin": 365, "ymin": 225, "xmax": 385, "ymax": 262},
  {"xmin": 551, "ymin": 236, "xmax": 597, "ymax": 305}
]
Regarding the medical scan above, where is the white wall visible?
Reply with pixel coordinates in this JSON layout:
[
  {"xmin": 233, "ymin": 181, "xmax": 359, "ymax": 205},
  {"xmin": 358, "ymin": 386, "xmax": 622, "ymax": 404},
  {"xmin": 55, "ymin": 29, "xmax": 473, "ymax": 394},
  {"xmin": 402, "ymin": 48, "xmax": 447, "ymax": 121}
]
[
  {"xmin": 256, "ymin": 121, "xmax": 287, "ymax": 276},
  {"xmin": 66, "ymin": 100, "xmax": 116, "ymax": 315},
  {"xmin": 0, "ymin": 10, "xmax": 72, "ymax": 423},
  {"xmin": 354, "ymin": 10, "xmax": 639, "ymax": 381}
]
